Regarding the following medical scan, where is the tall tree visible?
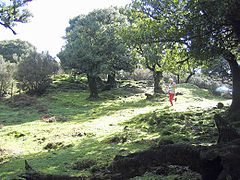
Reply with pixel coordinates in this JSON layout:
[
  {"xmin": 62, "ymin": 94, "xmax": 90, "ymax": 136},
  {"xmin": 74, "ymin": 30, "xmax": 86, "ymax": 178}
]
[
  {"xmin": 58, "ymin": 7, "xmax": 134, "ymax": 99},
  {"xmin": 120, "ymin": 6, "xmax": 200, "ymax": 93},
  {"xmin": 131, "ymin": 0, "xmax": 240, "ymax": 120},
  {"xmin": 202, "ymin": 57, "xmax": 231, "ymax": 84},
  {"xmin": 120, "ymin": 9, "xmax": 167, "ymax": 94},
  {"xmin": 0, "ymin": 0, "xmax": 32, "ymax": 34},
  {"xmin": 162, "ymin": 44, "xmax": 204, "ymax": 83}
]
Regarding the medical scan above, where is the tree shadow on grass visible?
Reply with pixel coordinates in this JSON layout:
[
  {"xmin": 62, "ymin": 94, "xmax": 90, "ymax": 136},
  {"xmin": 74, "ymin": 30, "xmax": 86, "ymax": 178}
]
[
  {"xmin": 0, "ymin": 87, "xmax": 164, "ymax": 130},
  {"xmin": 0, "ymin": 105, "xmax": 222, "ymax": 179},
  {"xmin": 0, "ymin": 136, "xmax": 150, "ymax": 179},
  {"xmin": 0, "ymin": 102, "xmax": 41, "ymax": 126},
  {"xmin": 39, "ymin": 89, "xmax": 164, "ymax": 124},
  {"xmin": 0, "ymin": 89, "xmax": 144, "ymax": 126}
]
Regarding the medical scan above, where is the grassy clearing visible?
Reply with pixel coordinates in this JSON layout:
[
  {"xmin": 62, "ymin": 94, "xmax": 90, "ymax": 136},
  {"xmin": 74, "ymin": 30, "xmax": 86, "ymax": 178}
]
[{"xmin": 0, "ymin": 80, "xmax": 231, "ymax": 179}]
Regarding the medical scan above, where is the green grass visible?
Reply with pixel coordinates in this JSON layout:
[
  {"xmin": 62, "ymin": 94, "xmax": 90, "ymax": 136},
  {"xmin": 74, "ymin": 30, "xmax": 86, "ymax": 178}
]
[
  {"xmin": 0, "ymin": 102, "xmax": 40, "ymax": 126},
  {"xmin": 0, "ymin": 81, "xmax": 231, "ymax": 179}
]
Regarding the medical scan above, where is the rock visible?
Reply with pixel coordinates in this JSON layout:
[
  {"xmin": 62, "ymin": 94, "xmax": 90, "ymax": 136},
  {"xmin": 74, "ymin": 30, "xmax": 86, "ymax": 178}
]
[{"xmin": 217, "ymin": 102, "xmax": 224, "ymax": 109}]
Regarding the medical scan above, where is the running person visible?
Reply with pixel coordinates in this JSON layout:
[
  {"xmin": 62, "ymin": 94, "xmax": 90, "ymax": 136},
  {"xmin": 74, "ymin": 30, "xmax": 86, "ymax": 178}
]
[{"xmin": 166, "ymin": 78, "xmax": 176, "ymax": 106}]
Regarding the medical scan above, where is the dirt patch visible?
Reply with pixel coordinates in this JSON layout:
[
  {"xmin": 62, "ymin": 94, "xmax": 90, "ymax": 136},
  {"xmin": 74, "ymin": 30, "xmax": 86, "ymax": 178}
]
[
  {"xmin": 42, "ymin": 115, "xmax": 68, "ymax": 123},
  {"xmin": 106, "ymin": 136, "xmax": 128, "ymax": 144},
  {"xmin": 43, "ymin": 142, "xmax": 73, "ymax": 150}
]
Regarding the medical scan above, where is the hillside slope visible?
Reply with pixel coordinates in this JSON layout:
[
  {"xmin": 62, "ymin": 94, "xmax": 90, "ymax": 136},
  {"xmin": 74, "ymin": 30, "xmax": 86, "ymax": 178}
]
[{"xmin": 0, "ymin": 82, "xmax": 231, "ymax": 179}]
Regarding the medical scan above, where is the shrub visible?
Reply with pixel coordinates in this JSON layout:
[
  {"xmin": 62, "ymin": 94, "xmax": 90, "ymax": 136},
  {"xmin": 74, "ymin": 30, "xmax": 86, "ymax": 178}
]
[
  {"xmin": 15, "ymin": 51, "xmax": 59, "ymax": 95},
  {"xmin": 0, "ymin": 56, "xmax": 16, "ymax": 96}
]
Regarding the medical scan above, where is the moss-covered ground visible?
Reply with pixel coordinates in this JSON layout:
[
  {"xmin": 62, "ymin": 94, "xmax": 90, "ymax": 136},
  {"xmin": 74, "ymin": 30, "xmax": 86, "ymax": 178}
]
[{"xmin": 0, "ymin": 76, "xmax": 231, "ymax": 179}]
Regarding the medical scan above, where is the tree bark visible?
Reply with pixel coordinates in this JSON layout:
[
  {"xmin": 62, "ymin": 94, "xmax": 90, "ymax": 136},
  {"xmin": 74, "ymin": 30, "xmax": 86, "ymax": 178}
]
[
  {"xmin": 106, "ymin": 73, "xmax": 116, "ymax": 89},
  {"xmin": 87, "ymin": 74, "xmax": 99, "ymax": 100},
  {"xmin": 176, "ymin": 74, "xmax": 180, "ymax": 84},
  {"xmin": 19, "ymin": 139, "xmax": 240, "ymax": 180},
  {"xmin": 223, "ymin": 51, "xmax": 240, "ymax": 122},
  {"xmin": 153, "ymin": 71, "xmax": 164, "ymax": 94},
  {"xmin": 96, "ymin": 76, "xmax": 104, "ymax": 89},
  {"xmin": 214, "ymin": 114, "xmax": 240, "ymax": 143},
  {"xmin": 185, "ymin": 72, "xmax": 194, "ymax": 83}
]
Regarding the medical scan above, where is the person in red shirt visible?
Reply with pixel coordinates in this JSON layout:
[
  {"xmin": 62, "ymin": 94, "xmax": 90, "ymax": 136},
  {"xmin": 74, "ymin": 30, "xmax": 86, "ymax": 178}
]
[{"xmin": 166, "ymin": 78, "xmax": 177, "ymax": 106}]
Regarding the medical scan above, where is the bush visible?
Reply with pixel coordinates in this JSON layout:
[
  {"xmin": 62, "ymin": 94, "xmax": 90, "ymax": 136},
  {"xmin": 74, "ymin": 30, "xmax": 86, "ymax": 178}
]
[
  {"xmin": 15, "ymin": 51, "xmax": 59, "ymax": 95},
  {"xmin": 117, "ymin": 69, "xmax": 152, "ymax": 81},
  {"xmin": 0, "ymin": 56, "xmax": 16, "ymax": 96}
]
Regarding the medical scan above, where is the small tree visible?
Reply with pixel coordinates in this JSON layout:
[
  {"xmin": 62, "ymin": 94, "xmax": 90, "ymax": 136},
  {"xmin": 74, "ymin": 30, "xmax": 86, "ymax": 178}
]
[
  {"xmin": 0, "ymin": 56, "xmax": 16, "ymax": 96},
  {"xmin": 15, "ymin": 51, "xmax": 59, "ymax": 95}
]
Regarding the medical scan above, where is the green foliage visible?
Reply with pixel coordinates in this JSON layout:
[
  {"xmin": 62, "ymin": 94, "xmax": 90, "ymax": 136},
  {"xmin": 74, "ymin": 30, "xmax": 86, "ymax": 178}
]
[
  {"xmin": 202, "ymin": 57, "xmax": 231, "ymax": 83},
  {"xmin": 15, "ymin": 51, "xmax": 59, "ymax": 95},
  {"xmin": 0, "ymin": 56, "xmax": 16, "ymax": 96},
  {"xmin": 121, "ymin": 4, "xmax": 204, "ymax": 88},
  {"xmin": 130, "ymin": 0, "xmax": 240, "ymax": 64},
  {"xmin": 58, "ymin": 7, "xmax": 137, "ymax": 98},
  {"xmin": 130, "ymin": 0, "xmax": 240, "ymax": 116},
  {"xmin": 58, "ymin": 7, "xmax": 134, "ymax": 76},
  {"xmin": 0, "ymin": 0, "xmax": 32, "ymax": 34},
  {"xmin": 0, "ymin": 39, "xmax": 36, "ymax": 63}
]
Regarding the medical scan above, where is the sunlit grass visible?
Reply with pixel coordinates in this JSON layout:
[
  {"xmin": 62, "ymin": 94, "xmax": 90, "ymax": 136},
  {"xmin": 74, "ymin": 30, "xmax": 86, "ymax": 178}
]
[{"xmin": 0, "ymin": 82, "xmax": 231, "ymax": 179}]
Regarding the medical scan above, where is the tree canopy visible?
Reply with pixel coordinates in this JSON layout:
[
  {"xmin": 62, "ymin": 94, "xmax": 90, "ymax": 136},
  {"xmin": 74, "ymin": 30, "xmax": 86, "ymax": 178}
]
[
  {"xmin": 130, "ymin": 0, "xmax": 240, "ymax": 119},
  {"xmin": 0, "ymin": 39, "xmax": 36, "ymax": 63},
  {"xmin": 58, "ymin": 7, "xmax": 135, "ymax": 98}
]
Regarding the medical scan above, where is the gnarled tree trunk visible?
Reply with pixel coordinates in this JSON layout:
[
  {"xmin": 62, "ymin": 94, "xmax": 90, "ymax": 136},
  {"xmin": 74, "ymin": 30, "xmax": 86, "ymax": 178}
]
[
  {"xmin": 223, "ymin": 51, "xmax": 240, "ymax": 123},
  {"xmin": 185, "ymin": 72, "xmax": 194, "ymax": 83},
  {"xmin": 106, "ymin": 73, "xmax": 116, "ymax": 89},
  {"xmin": 153, "ymin": 71, "xmax": 164, "ymax": 94},
  {"xmin": 87, "ymin": 74, "xmax": 99, "ymax": 100}
]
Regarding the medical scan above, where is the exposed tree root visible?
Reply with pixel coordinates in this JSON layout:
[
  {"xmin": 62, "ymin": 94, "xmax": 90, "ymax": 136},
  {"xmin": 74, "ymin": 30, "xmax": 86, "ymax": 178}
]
[{"xmin": 109, "ymin": 139, "xmax": 240, "ymax": 180}]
